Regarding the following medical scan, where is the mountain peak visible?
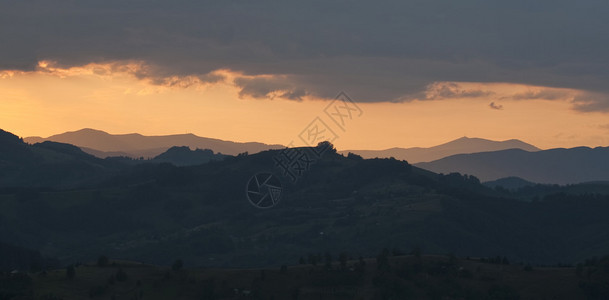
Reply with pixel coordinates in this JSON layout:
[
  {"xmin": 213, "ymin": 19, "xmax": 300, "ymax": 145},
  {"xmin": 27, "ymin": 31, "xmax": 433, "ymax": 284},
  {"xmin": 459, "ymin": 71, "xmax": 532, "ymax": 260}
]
[
  {"xmin": 341, "ymin": 137, "xmax": 540, "ymax": 163},
  {"xmin": 0, "ymin": 129, "xmax": 23, "ymax": 145},
  {"xmin": 68, "ymin": 128, "xmax": 111, "ymax": 136},
  {"xmin": 442, "ymin": 136, "xmax": 540, "ymax": 151},
  {"xmin": 24, "ymin": 128, "xmax": 284, "ymax": 157}
]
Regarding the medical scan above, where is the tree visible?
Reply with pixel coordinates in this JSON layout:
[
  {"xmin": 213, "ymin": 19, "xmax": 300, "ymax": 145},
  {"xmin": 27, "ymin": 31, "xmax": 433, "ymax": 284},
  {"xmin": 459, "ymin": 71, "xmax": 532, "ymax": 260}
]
[
  {"xmin": 356, "ymin": 256, "xmax": 366, "ymax": 272},
  {"xmin": 115, "ymin": 268, "xmax": 128, "ymax": 282},
  {"xmin": 324, "ymin": 252, "xmax": 333, "ymax": 270},
  {"xmin": 377, "ymin": 250, "xmax": 390, "ymax": 271},
  {"xmin": 316, "ymin": 141, "xmax": 336, "ymax": 154},
  {"xmin": 97, "ymin": 255, "xmax": 109, "ymax": 267},
  {"xmin": 172, "ymin": 259, "xmax": 183, "ymax": 271},
  {"xmin": 347, "ymin": 152, "xmax": 363, "ymax": 160},
  {"xmin": 307, "ymin": 253, "xmax": 318, "ymax": 266},
  {"xmin": 339, "ymin": 252, "xmax": 348, "ymax": 270},
  {"xmin": 66, "ymin": 265, "xmax": 75, "ymax": 280},
  {"xmin": 411, "ymin": 246, "xmax": 421, "ymax": 259}
]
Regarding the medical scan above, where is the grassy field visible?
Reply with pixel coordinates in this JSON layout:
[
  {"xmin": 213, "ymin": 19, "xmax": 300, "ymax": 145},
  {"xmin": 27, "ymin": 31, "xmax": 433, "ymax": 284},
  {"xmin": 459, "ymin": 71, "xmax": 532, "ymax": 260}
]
[{"xmin": 16, "ymin": 254, "xmax": 596, "ymax": 300}]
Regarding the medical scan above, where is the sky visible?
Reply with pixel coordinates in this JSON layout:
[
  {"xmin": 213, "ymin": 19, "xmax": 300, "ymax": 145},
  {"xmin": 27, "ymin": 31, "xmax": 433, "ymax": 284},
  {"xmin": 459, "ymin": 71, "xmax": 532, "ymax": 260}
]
[{"xmin": 1, "ymin": 0, "xmax": 609, "ymax": 150}]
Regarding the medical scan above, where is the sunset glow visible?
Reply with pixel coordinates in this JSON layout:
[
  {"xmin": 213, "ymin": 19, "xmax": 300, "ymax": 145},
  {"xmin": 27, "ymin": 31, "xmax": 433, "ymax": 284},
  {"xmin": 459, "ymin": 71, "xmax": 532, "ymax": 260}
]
[{"xmin": 1, "ymin": 61, "xmax": 608, "ymax": 150}]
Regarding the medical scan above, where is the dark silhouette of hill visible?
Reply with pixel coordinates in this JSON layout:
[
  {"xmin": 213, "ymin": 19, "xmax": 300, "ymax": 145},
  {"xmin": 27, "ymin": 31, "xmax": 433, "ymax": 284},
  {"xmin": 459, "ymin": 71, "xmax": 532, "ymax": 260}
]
[
  {"xmin": 340, "ymin": 136, "xmax": 540, "ymax": 163},
  {"xmin": 5, "ymin": 128, "xmax": 609, "ymax": 271},
  {"xmin": 25, "ymin": 128, "xmax": 284, "ymax": 158},
  {"xmin": 2, "ymin": 136, "xmax": 609, "ymax": 270},
  {"xmin": 151, "ymin": 146, "xmax": 226, "ymax": 166},
  {"xmin": 78, "ymin": 147, "xmax": 144, "ymax": 159},
  {"xmin": 0, "ymin": 129, "xmax": 123, "ymax": 188},
  {"xmin": 0, "ymin": 241, "xmax": 59, "ymax": 272},
  {"xmin": 483, "ymin": 177, "xmax": 537, "ymax": 190},
  {"xmin": 415, "ymin": 147, "xmax": 609, "ymax": 184}
]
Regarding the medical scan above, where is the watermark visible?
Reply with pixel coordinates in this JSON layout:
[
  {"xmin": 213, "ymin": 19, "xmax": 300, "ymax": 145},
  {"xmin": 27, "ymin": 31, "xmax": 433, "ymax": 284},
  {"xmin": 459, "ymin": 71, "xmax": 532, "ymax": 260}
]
[
  {"xmin": 246, "ymin": 173, "xmax": 283, "ymax": 209},
  {"xmin": 246, "ymin": 91, "xmax": 362, "ymax": 208},
  {"xmin": 324, "ymin": 91, "xmax": 364, "ymax": 132}
]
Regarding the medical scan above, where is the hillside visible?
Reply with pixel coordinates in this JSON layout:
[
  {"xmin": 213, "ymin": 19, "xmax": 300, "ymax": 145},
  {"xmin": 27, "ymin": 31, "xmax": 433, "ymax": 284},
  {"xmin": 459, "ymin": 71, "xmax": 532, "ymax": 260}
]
[
  {"xmin": 152, "ymin": 146, "xmax": 226, "ymax": 166},
  {"xmin": 2, "ymin": 141, "xmax": 609, "ymax": 269},
  {"xmin": 341, "ymin": 137, "xmax": 540, "ymax": 163},
  {"xmin": 415, "ymin": 147, "xmax": 609, "ymax": 184},
  {"xmin": 484, "ymin": 177, "xmax": 537, "ymax": 190},
  {"xmin": 0, "ymin": 129, "xmax": 124, "ymax": 188},
  {"xmin": 25, "ymin": 128, "xmax": 284, "ymax": 159},
  {"xmin": 5, "ymin": 254, "xmax": 605, "ymax": 300},
  {"xmin": 5, "ymin": 128, "xmax": 609, "ymax": 274}
]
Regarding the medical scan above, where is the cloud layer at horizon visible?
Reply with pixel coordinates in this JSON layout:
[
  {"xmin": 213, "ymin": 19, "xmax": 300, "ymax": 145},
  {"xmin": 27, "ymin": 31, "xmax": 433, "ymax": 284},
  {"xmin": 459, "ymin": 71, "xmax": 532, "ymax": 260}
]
[{"xmin": 2, "ymin": 0, "xmax": 609, "ymax": 110}]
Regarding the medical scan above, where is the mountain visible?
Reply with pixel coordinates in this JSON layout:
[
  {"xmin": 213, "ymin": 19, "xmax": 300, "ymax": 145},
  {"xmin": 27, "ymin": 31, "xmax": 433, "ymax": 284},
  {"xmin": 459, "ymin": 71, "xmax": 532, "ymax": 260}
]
[
  {"xmin": 6, "ymin": 128, "xmax": 609, "ymax": 270},
  {"xmin": 0, "ymin": 129, "xmax": 123, "ymax": 188},
  {"xmin": 151, "ymin": 146, "xmax": 226, "ymax": 166},
  {"xmin": 3, "ymin": 139, "xmax": 609, "ymax": 269},
  {"xmin": 25, "ymin": 128, "xmax": 284, "ymax": 159},
  {"xmin": 483, "ymin": 177, "xmax": 537, "ymax": 190},
  {"xmin": 0, "ymin": 241, "xmax": 59, "ymax": 272},
  {"xmin": 416, "ymin": 147, "xmax": 609, "ymax": 184},
  {"xmin": 340, "ymin": 137, "xmax": 540, "ymax": 163}
]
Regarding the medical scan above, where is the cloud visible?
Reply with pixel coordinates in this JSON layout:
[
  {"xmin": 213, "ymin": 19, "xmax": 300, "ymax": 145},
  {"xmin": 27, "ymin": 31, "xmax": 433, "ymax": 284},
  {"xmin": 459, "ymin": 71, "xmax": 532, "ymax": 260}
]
[
  {"xmin": 505, "ymin": 88, "xmax": 609, "ymax": 112},
  {"xmin": 2, "ymin": 1, "xmax": 609, "ymax": 110},
  {"xmin": 489, "ymin": 102, "xmax": 503, "ymax": 110},
  {"xmin": 233, "ymin": 76, "xmax": 308, "ymax": 100},
  {"xmin": 31, "ymin": 60, "xmax": 226, "ymax": 88},
  {"xmin": 417, "ymin": 82, "xmax": 494, "ymax": 100},
  {"xmin": 571, "ymin": 92, "xmax": 609, "ymax": 112},
  {"xmin": 510, "ymin": 89, "xmax": 573, "ymax": 101}
]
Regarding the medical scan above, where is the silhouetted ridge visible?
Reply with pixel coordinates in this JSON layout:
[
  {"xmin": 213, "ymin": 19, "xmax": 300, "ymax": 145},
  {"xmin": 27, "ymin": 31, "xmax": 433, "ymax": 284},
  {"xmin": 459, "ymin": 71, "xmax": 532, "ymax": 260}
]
[
  {"xmin": 32, "ymin": 141, "xmax": 98, "ymax": 160},
  {"xmin": 483, "ymin": 176, "xmax": 537, "ymax": 190},
  {"xmin": 0, "ymin": 129, "xmax": 22, "ymax": 145},
  {"xmin": 0, "ymin": 241, "xmax": 59, "ymax": 272},
  {"xmin": 0, "ymin": 128, "xmax": 124, "ymax": 188},
  {"xmin": 416, "ymin": 146, "xmax": 609, "ymax": 184},
  {"xmin": 152, "ymin": 146, "xmax": 226, "ymax": 166},
  {"xmin": 341, "ymin": 137, "xmax": 540, "ymax": 163},
  {"xmin": 24, "ymin": 128, "xmax": 284, "ymax": 158}
]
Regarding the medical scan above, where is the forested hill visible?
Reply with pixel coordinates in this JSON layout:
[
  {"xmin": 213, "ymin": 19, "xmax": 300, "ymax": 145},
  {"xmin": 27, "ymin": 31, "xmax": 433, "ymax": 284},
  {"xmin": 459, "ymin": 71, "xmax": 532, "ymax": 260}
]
[{"xmin": 2, "ymin": 139, "xmax": 609, "ymax": 269}]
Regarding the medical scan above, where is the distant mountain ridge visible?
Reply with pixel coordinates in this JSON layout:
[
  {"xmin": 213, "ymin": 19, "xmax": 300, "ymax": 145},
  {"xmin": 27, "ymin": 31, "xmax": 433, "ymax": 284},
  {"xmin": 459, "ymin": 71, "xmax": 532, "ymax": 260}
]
[
  {"xmin": 152, "ymin": 146, "xmax": 226, "ymax": 166},
  {"xmin": 340, "ymin": 137, "xmax": 540, "ymax": 163},
  {"xmin": 483, "ymin": 177, "xmax": 537, "ymax": 190},
  {"xmin": 25, "ymin": 128, "xmax": 284, "ymax": 158},
  {"xmin": 415, "ymin": 146, "xmax": 609, "ymax": 184},
  {"xmin": 0, "ymin": 129, "xmax": 122, "ymax": 188},
  {"xmin": 7, "ymin": 127, "xmax": 609, "ymax": 268}
]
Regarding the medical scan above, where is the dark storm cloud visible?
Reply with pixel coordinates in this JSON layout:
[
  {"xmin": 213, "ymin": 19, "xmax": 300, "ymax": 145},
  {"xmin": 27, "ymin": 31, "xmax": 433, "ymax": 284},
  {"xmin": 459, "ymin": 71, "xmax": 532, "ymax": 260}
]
[
  {"xmin": 2, "ymin": 0, "xmax": 609, "ymax": 109},
  {"xmin": 415, "ymin": 82, "xmax": 494, "ymax": 100}
]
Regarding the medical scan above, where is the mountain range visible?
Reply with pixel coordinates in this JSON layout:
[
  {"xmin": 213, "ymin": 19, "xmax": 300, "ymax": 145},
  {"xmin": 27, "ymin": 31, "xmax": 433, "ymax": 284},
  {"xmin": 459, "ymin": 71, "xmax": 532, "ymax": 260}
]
[
  {"xmin": 4, "ymin": 127, "xmax": 609, "ymax": 268},
  {"xmin": 17, "ymin": 129, "xmax": 609, "ymax": 185},
  {"xmin": 0, "ymin": 129, "xmax": 123, "ymax": 188},
  {"xmin": 28, "ymin": 130, "xmax": 541, "ymax": 165},
  {"xmin": 340, "ymin": 137, "xmax": 540, "ymax": 163},
  {"xmin": 416, "ymin": 147, "xmax": 609, "ymax": 184},
  {"xmin": 25, "ymin": 128, "xmax": 284, "ymax": 159}
]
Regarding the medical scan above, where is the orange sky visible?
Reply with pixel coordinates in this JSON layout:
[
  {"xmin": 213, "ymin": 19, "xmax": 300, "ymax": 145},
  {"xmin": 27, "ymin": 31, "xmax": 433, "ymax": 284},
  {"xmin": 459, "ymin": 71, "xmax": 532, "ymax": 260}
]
[{"xmin": 1, "ymin": 61, "xmax": 609, "ymax": 150}]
